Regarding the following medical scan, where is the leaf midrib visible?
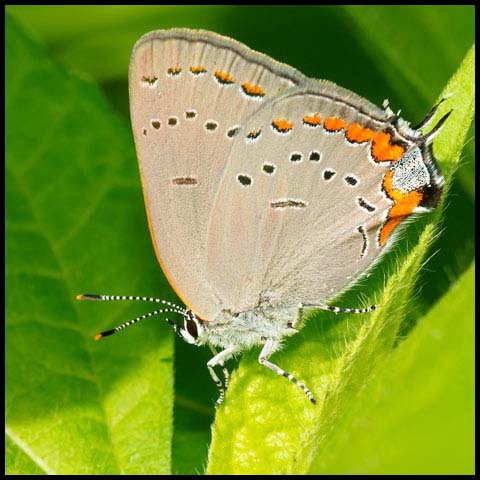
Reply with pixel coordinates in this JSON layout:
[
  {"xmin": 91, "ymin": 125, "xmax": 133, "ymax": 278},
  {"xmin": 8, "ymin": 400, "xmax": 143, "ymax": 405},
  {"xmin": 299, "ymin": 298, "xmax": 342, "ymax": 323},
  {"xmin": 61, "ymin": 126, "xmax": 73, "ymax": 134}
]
[{"xmin": 6, "ymin": 427, "xmax": 53, "ymax": 475}]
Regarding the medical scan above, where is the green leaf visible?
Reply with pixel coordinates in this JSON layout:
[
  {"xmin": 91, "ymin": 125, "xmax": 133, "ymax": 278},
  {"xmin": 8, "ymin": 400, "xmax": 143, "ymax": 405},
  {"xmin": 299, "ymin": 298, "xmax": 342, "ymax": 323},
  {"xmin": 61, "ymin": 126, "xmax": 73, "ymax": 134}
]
[
  {"xmin": 310, "ymin": 261, "xmax": 475, "ymax": 474},
  {"xmin": 343, "ymin": 6, "xmax": 474, "ymax": 110},
  {"xmin": 207, "ymin": 45, "xmax": 474, "ymax": 475},
  {"xmin": 5, "ymin": 14, "xmax": 174, "ymax": 474},
  {"xmin": 427, "ymin": 46, "xmax": 475, "ymax": 174}
]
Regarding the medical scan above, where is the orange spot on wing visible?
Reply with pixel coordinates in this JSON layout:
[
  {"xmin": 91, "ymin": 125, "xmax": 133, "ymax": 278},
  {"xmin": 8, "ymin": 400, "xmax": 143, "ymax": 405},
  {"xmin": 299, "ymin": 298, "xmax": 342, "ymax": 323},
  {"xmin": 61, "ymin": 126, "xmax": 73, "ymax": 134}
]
[
  {"xmin": 214, "ymin": 70, "xmax": 234, "ymax": 84},
  {"xmin": 324, "ymin": 117, "xmax": 347, "ymax": 132},
  {"xmin": 141, "ymin": 75, "xmax": 158, "ymax": 85},
  {"xmin": 379, "ymin": 216, "xmax": 405, "ymax": 246},
  {"xmin": 372, "ymin": 132, "xmax": 405, "ymax": 162},
  {"xmin": 303, "ymin": 113, "xmax": 322, "ymax": 126},
  {"xmin": 272, "ymin": 119, "xmax": 293, "ymax": 133},
  {"xmin": 190, "ymin": 66, "xmax": 207, "ymax": 74},
  {"xmin": 242, "ymin": 82, "xmax": 265, "ymax": 97},
  {"xmin": 379, "ymin": 170, "xmax": 423, "ymax": 245},
  {"xmin": 167, "ymin": 67, "xmax": 181, "ymax": 75},
  {"xmin": 346, "ymin": 123, "xmax": 376, "ymax": 143}
]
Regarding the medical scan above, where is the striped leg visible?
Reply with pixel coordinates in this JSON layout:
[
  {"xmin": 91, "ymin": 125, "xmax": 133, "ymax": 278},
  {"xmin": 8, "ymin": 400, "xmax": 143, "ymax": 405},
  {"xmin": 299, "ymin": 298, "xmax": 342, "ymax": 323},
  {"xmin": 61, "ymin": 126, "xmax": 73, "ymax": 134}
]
[
  {"xmin": 300, "ymin": 302, "xmax": 376, "ymax": 315},
  {"xmin": 207, "ymin": 363, "xmax": 225, "ymax": 409},
  {"xmin": 207, "ymin": 346, "xmax": 236, "ymax": 408},
  {"xmin": 259, "ymin": 338, "xmax": 316, "ymax": 404},
  {"xmin": 222, "ymin": 366, "xmax": 230, "ymax": 391}
]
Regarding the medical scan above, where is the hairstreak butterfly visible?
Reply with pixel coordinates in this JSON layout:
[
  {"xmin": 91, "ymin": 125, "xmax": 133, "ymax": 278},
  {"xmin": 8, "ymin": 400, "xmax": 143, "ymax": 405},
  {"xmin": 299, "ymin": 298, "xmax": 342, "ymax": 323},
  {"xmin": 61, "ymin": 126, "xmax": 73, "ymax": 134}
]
[{"xmin": 78, "ymin": 29, "xmax": 450, "ymax": 407}]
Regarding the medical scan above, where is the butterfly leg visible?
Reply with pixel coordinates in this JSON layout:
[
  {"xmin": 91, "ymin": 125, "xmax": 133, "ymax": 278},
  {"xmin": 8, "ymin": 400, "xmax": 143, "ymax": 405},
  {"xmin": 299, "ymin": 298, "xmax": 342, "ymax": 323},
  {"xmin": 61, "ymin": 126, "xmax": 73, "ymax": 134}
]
[
  {"xmin": 299, "ymin": 302, "xmax": 376, "ymax": 315},
  {"xmin": 207, "ymin": 346, "xmax": 236, "ymax": 408},
  {"xmin": 259, "ymin": 338, "xmax": 316, "ymax": 404},
  {"xmin": 222, "ymin": 365, "xmax": 230, "ymax": 391}
]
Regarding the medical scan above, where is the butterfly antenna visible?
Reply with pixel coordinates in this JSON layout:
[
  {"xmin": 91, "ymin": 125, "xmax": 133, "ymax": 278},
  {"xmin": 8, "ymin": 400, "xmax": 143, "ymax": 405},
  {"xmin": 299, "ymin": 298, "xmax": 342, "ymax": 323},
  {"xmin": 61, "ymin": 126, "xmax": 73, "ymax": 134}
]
[
  {"xmin": 92, "ymin": 307, "xmax": 186, "ymax": 341},
  {"xmin": 76, "ymin": 293, "xmax": 187, "ymax": 315}
]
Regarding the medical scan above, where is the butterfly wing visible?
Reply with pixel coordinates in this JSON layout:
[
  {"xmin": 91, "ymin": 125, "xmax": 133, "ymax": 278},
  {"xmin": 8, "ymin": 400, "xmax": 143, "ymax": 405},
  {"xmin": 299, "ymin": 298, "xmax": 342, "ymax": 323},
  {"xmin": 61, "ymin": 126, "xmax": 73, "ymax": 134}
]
[
  {"xmin": 129, "ymin": 29, "xmax": 306, "ymax": 320},
  {"xmin": 206, "ymin": 81, "xmax": 421, "ymax": 312}
]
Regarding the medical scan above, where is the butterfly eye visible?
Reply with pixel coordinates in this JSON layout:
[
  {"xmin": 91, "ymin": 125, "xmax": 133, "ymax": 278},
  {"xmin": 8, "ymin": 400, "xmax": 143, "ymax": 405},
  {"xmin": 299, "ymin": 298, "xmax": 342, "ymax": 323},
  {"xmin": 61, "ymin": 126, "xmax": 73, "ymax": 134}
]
[{"xmin": 185, "ymin": 317, "xmax": 198, "ymax": 339}]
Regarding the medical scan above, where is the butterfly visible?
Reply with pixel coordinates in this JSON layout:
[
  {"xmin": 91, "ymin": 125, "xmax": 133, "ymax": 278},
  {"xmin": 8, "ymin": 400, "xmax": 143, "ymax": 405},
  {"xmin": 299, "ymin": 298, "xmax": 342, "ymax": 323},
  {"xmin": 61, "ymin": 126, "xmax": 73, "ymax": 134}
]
[{"xmin": 78, "ymin": 29, "xmax": 449, "ymax": 407}]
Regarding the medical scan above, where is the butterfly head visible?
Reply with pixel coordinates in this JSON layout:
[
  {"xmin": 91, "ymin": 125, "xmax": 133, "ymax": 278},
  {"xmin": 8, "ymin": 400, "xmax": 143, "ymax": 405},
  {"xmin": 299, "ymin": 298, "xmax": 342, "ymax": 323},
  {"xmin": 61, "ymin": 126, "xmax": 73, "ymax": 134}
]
[{"xmin": 179, "ymin": 309, "xmax": 205, "ymax": 345}]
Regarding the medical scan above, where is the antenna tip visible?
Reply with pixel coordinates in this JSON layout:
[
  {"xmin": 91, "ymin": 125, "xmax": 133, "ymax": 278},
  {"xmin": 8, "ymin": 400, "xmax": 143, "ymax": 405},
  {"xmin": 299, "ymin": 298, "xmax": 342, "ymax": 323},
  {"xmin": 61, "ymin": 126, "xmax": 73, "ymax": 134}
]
[
  {"xmin": 77, "ymin": 294, "xmax": 103, "ymax": 301},
  {"xmin": 94, "ymin": 333, "xmax": 103, "ymax": 341}
]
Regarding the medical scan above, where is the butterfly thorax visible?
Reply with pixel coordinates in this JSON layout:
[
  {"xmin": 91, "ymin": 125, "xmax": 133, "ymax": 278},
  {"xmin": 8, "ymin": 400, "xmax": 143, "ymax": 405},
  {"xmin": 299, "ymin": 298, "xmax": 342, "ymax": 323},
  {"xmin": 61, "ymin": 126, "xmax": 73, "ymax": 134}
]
[{"xmin": 196, "ymin": 303, "xmax": 299, "ymax": 351}]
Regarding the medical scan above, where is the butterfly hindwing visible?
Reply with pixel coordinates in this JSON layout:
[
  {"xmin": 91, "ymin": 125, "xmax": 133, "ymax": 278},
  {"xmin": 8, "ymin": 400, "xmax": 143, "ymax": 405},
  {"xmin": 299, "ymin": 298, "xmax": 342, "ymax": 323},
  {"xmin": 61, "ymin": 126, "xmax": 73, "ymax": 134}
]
[{"xmin": 206, "ymin": 84, "xmax": 404, "ymax": 312}]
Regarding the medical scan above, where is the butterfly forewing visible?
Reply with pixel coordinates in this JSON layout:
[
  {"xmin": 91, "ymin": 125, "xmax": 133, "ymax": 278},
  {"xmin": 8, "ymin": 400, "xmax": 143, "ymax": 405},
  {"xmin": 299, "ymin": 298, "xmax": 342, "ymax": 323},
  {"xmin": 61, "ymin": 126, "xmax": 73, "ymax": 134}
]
[{"xmin": 129, "ymin": 29, "xmax": 306, "ymax": 320}]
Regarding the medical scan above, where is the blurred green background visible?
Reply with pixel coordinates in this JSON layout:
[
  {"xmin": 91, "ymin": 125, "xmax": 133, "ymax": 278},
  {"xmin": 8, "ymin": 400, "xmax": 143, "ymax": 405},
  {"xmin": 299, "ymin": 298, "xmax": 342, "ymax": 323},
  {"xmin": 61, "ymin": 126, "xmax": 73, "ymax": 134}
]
[{"xmin": 6, "ymin": 5, "xmax": 474, "ymax": 475}]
